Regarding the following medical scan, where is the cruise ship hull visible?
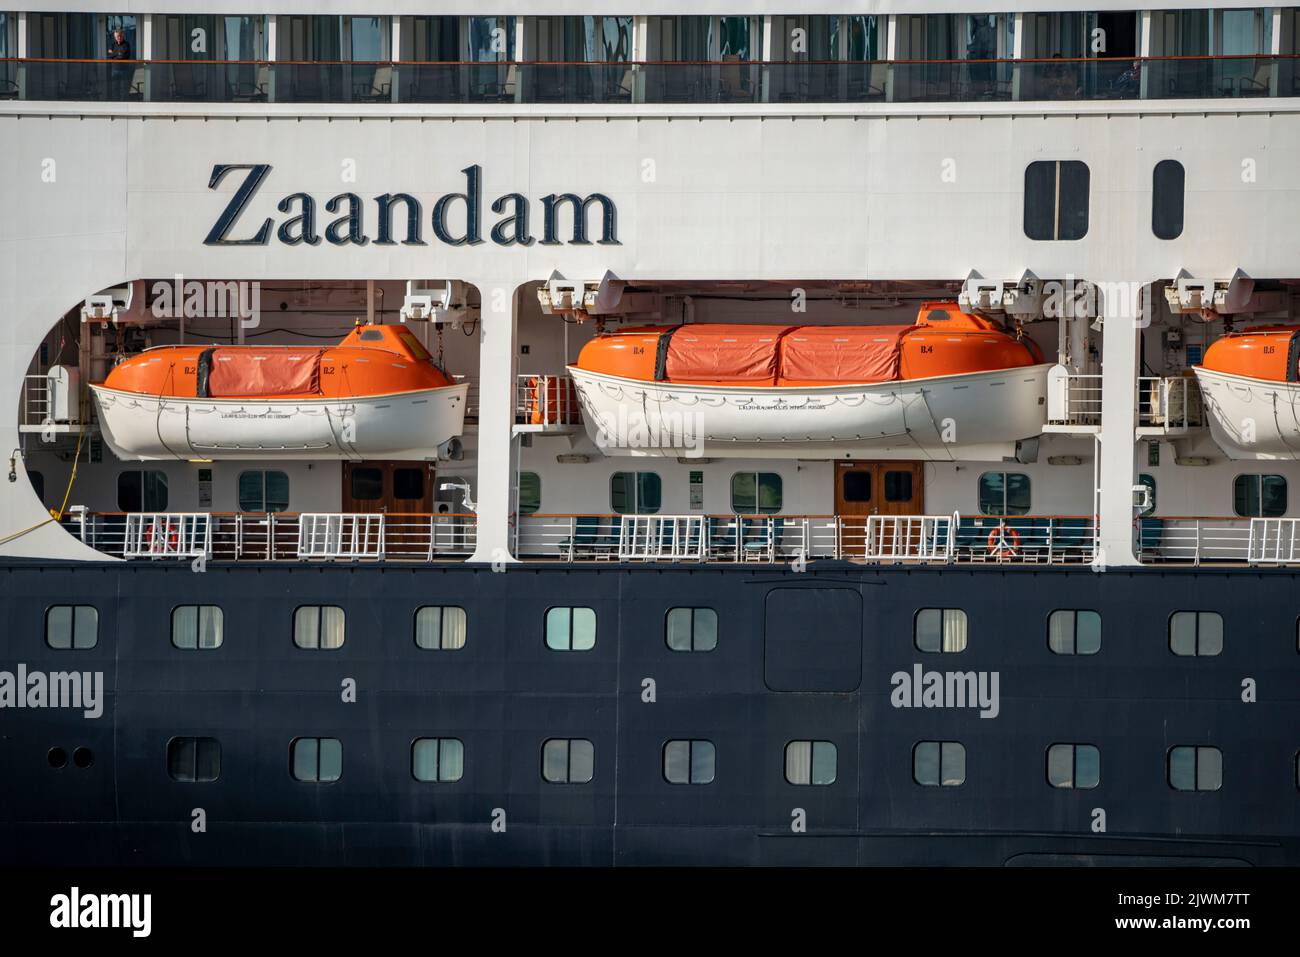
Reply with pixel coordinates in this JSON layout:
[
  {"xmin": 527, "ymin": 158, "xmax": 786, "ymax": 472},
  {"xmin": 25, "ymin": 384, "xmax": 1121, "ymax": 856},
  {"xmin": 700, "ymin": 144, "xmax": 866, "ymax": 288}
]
[
  {"xmin": 568, "ymin": 364, "xmax": 1051, "ymax": 459},
  {"xmin": 90, "ymin": 383, "xmax": 469, "ymax": 461},
  {"xmin": 0, "ymin": 560, "xmax": 1294, "ymax": 867}
]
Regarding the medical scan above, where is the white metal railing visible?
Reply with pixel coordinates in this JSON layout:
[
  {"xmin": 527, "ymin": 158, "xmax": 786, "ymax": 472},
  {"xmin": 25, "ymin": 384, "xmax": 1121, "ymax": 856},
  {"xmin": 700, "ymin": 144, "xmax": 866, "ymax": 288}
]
[
  {"xmin": 860, "ymin": 513, "xmax": 958, "ymax": 562},
  {"xmin": 1137, "ymin": 375, "xmax": 1202, "ymax": 431},
  {"xmin": 123, "ymin": 513, "xmax": 212, "ymax": 559},
  {"xmin": 297, "ymin": 513, "xmax": 385, "ymax": 559},
  {"xmin": 1135, "ymin": 517, "xmax": 1251, "ymax": 565},
  {"xmin": 1247, "ymin": 518, "xmax": 1300, "ymax": 564},
  {"xmin": 73, "ymin": 512, "xmax": 477, "ymax": 562},
  {"xmin": 514, "ymin": 513, "xmax": 1096, "ymax": 565},
  {"xmin": 619, "ymin": 515, "xmax": 707, "ymax": 561},
  {"xmin": 1047, "ymin": 372, "xmax": 1103, "ymax": 426},
  {"xmin": 21, "ymin": 374, "xmax": 52, "ymax": 427},
  {"xmin": 516, "ymin": 373, "xmax": 581, "ymax": 426}
]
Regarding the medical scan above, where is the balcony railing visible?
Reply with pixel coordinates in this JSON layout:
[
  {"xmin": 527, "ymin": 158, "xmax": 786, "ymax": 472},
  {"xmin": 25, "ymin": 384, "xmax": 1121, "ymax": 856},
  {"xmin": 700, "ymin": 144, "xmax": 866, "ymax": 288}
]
[
  {"xmin": 516, "ymin": 374, "xmax": 581, "ymax": 428},
  {"xmin": 514, "ymin": 512, "xmax": 1098, "ymax": 565},
  {"xmin": 58, "ymin": 509, "xmax": 1300, "ymax": 567},
  {"xmin": 3, "ymin": 55, "xmax": 1297, "ymax": 106},
  {"xmin": 1047, "ymin": 373, "xmax": 1202, "ymax": 431},
  {"xmin": 67, "ymin": 511, "xmax": 477, "ymax": 561}
]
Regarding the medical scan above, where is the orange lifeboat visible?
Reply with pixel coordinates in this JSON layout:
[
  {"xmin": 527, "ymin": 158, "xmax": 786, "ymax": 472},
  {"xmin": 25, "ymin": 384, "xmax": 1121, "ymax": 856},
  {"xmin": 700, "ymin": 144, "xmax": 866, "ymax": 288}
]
[
  {"xmin": 1194, "ymin": 326, "xmax": 1300, "ymax": 459},
  {"xmin": 567, "ymin": 302, "xmax": 1051, "ymax": 459},
  {"xmin": 90, "ymin": 324, "xmax": 468, "ymax": 461},
  {"xmin": 1198, "ymin": 326, "xmax": 1299, "ymax": 383},
  {"xmin": 573, "ymin": 302, "xmax": 1044, "ymax": 386}
]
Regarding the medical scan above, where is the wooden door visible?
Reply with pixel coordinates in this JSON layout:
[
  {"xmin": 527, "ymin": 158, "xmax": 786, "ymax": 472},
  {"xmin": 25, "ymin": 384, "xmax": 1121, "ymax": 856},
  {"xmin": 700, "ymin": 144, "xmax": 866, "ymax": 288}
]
[
  {"xmin": 342, "ymin": 461, "xmax": 435, "ymax": 557},
  {"xmin": 342, "ymin": 461, "xmax": 435, "ymax": 513},
  {"xmin": 835, "ymin": 461, "xmax": 925, "ymax": 556}
]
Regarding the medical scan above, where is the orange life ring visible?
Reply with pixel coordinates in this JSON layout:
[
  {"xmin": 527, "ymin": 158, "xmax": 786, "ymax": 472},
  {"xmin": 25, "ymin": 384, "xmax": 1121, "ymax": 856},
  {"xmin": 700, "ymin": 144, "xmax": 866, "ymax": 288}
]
[
  {"xmin": 986, "ymin": 523, "xmax": 1020, "ymax": 558},
  {"xmin": 145, "ymin": 522, "xmax": 180, "ymax": 552}
]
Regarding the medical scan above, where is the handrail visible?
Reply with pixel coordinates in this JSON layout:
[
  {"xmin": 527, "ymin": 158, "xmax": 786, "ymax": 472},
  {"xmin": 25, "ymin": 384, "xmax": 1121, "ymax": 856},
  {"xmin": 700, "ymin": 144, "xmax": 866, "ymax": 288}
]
[{"xmin": 5, "ymin": 54, "xmax": 1298, "ymax": 67}]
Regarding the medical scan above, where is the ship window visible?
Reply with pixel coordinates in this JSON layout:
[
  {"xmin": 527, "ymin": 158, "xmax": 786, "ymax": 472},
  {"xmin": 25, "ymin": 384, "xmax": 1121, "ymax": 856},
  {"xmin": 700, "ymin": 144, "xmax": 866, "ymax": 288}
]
[
  {"xmin": 350, "ymin": 467, "xmax": 384, "ymax": 502},
  {"xmin": 1024, "ymin": 160, "xmax": 1089, "ymax": 241},
  {"xmin": 291, "ymin": 737, "xmax": 342, "ymax": 783},
  {"xmin": 663, "ymin": 739, "xmax": 715, "ymax": 785},
  {"xmin": 73, "ymin": 747, "xmax": 94, "ymax": 769},
  {"xmin": 1048, "ymin": 609, "xmax": 1101, "ymax": 655},
  {"xmin": 915, "ymin": 608, "xmax": 968, "ymax": 653},
  {"xmin": 45, "ymin": 605, "xmax": 98, "ymax": 650},
  {"xmin": 414, "ymin": 606, "xmax": 467, "ymax": 650},
  {"xmin": 542, "ymin": 738, "xmax": 595, "ymax": 784},
  {"xmin": 359, "ymin": 329, "xmax": 384, "ymax": 341},
  {"xmin": 117, "ymin": 470, "xmax": 169, "ymax": 512},
  {"xmin": 842, "ymin": 471, "xmax": 872, "ymax": 503},
  {"xmin": 293, "ymin": 606, "xmax": 345, "ymax": 649},
  {"xmin": 1047, "ymin": 743, "xmax": 1099, "ymax": 789},
  {"xmin": 518, "ymin": 472, "xmax": 541, "ymax": 514},
  {"xmin": 1169, "ymin": 611, "xmax": 1223, "ymax": 657},
  {"xmin": 731, "ymin": 472, "xmax": 783, "ymax": 514},
  {"xmin": 393, "ymin": 467, "xmax": 425, "ymax": 501},
  {"xmin": 1233, "ymin": 474, "xmax": 1287, "ymax": 517},
  {"xmin": 167, "ymin": 736, "xmax": 221, "ymax": 783},
  {"xmin": 1152, "ymin": 160, "xmax": 1185, "ymax": 240},
  {"xmin": 784, "ymin": 740, "xmax": 837, "ymax": 786},
  {"xmin": 48, "ymin": 748, "xmax": 67, "ymax": 769},
  {"xmin": 171, "ymin": 605, "xmax": 224, "ymax": 649},
  {"xmin": 238, "ymin": 470, "xmax": 289, "ymax": 513},
  {"xmin": 666, "ymin": 607, "xmax": 718, "ymax": 652},
  {"xmin": 1137, "ymin": 473, "xmax": 1157, "ymax": 517},
  {"xmin": 412, "ymin": 737, "xmax": 464, "ymax": 782},
  {"xmin": 611, "ymin": 471, "xmax": 661, "ymax": 514},
  {"xmin": 913, "ymin": 741, "xmax": 966, "ymax": 787},
  {"xmin": 884, "ymin": 470, "xmax": 914, "ymax": 502},
  {"xmin": 545, "ymin": 607, "xmax": 596, "ymax": 651},
  {"xmin": 1168, "ymin": 745, "xmax": 1221, "ymax": 792},
  {"xmin": 978, "ymin": 471, "xmax": 1031, "ymax": 515}
]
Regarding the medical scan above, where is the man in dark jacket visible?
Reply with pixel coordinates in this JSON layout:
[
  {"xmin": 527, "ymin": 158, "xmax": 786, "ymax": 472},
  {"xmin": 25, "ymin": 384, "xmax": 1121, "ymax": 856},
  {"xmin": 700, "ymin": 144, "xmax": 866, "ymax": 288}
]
[{"xmin": 107, "ymin": 28, "xmax": 132, "ymax": 100}]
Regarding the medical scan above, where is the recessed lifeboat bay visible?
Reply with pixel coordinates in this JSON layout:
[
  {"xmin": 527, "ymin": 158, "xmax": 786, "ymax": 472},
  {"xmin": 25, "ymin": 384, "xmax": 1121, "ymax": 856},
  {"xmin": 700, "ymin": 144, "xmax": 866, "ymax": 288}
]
[
  {"xmin": 568, "ymin": 302, "xmax": 1050, "ymax": 459},
  {"xmin": 90, "ymin": 324, "xmax": 468, "ymax": 461}
]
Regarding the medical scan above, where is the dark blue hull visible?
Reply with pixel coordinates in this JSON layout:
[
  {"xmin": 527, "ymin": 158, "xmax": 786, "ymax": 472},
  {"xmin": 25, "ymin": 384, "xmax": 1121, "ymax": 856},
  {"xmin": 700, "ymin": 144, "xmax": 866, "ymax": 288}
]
[{"xmin": 1, "ymin": 561, "xmax": 1297, "ymax": 866}]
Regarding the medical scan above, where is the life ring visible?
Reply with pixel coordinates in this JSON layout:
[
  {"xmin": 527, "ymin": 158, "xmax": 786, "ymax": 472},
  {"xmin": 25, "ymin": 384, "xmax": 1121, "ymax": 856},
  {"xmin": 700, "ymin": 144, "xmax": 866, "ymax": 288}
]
[
  {"xmin": 986, "ymin": 523, "xmax": 1020, "ymax": 558},
  {"xmin": 144, "ymin": 522, "xmax": 180, "ymax": 553}
]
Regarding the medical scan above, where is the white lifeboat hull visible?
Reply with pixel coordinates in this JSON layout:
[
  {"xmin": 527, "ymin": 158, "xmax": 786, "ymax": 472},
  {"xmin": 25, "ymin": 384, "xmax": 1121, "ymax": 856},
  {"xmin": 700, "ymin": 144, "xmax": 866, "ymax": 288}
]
[
  {"xmin": 90, "ymin": 383, "xmax": 469, "ymax": 461},
  {"xmin": 1194, "ymin": 367, "xmax": 1300, "ymax": 460},
  {"xmin": 568, "ymin": 364, "xmax": 1051, "ymax": 460}
]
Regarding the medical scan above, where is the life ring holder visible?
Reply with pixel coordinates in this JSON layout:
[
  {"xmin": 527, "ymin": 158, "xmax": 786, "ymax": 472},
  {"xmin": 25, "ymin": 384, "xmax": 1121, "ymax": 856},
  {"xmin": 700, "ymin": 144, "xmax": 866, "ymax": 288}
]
[{"xmin": 986, "ymin": 522, "xmax": 1020, "ymax": 559}]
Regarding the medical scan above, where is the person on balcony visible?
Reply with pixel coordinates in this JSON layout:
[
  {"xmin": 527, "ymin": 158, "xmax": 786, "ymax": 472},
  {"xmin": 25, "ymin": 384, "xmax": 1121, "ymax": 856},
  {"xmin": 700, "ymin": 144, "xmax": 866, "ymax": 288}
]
[{"xmin": 107, "ymin": 28, "xmax": 133, "ymax": 100}]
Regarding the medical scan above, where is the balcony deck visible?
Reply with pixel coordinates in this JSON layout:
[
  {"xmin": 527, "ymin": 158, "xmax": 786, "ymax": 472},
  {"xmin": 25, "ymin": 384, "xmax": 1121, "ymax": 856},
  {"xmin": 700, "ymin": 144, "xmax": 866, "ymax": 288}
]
[{"xmin": 2, "ymin": 55, "xmax": 1297, "ymax": 107}]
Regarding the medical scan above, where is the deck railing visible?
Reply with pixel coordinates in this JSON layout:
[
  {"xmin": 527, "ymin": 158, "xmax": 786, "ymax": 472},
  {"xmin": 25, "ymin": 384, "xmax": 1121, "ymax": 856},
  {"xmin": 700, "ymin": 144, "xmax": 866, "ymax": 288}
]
[
  {"xmin": 516, "ymin": 374, "xmax": 581, "ymax": 427},
  {"xmin": 1046, "ymin": 372, "xmax": 1104, "ymax": 427},
  {"xmin": 65, "ymin": 510, "xmax": 1300, "ymax": 567},
  {"xmin": 1137, "ymin": 375, "xmax": 1203, "ymax": 431},
  {"xmin": 1135, "ymin": 516, "xmax": 1251, "ymax": 565},
  {"xmin": 514, "ymin": 513, "xmax": 1098, "ymax": 565},
  {"xmin": 70, "ymin": 511, "xmax": 477, "ymax": 562},
  {"xmin": 3, "ymin": 55, "xmax": 1298, "ymax": 106}
]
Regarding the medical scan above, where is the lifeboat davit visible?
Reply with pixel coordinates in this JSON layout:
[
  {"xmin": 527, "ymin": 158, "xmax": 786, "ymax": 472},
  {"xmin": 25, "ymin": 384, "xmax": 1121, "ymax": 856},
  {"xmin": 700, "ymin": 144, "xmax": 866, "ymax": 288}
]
[
  {"xmin": 91, "ymin": 324, "xmax": 467, "ymax": 460},
  {"xmin": 1195, "ymin": 326, "xmax": 1300, "ymax": 459},
  {"xmin": 568, "ymin": 302, "xmax": 1050, "ymax": 459}
]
